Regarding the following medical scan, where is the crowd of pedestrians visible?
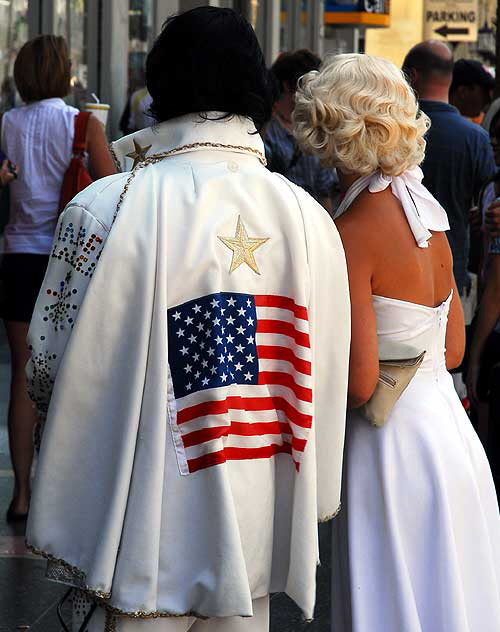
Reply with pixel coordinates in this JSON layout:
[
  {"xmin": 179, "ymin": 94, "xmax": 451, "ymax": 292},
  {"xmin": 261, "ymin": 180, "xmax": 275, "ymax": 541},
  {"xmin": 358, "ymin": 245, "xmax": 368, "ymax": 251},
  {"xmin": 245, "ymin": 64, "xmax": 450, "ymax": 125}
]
[{"xmin": 1, "ymin": 6, "xmax": 500, "ymax": 631}]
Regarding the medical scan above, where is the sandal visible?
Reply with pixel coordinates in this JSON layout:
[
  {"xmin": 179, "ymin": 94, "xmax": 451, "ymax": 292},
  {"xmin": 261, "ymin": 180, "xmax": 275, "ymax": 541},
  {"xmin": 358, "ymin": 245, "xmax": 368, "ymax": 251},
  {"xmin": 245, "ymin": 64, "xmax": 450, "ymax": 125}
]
[{"xmin": 6, "ymin": 500, "xmax": 29, "ymax": 523}]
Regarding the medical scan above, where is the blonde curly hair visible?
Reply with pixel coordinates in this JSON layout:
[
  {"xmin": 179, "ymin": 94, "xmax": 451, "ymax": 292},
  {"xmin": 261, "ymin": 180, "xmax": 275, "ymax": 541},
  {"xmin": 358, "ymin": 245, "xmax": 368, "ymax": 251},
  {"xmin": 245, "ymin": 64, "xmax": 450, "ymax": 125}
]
[{"xmin": 293, "ymin": 53, "xmax": 430, "ymax": 177}]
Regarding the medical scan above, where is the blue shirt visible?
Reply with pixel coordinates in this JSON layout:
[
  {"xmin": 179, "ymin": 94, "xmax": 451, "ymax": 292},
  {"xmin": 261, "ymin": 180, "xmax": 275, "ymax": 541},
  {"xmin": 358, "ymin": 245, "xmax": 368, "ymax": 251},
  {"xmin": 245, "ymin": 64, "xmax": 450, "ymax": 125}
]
[
  {"xmin": 419, "ymin": 100, "xmax": 496, "ymax": 294},
  {"xmin": 264, "ymin": 117, "xmax": 336, "ymax": 201},
  {"xmin": 490, "ymin": 236, "xmax": 500, "ymax": 255}
]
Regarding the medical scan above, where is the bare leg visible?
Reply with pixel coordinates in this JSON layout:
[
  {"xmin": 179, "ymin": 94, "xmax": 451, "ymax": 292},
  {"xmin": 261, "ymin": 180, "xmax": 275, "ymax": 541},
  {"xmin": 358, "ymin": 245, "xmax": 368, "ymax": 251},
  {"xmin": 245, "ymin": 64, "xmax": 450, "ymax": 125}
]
[{"xmin": 4, "ymin": 320, "xmax": 37, "ymax": 514}]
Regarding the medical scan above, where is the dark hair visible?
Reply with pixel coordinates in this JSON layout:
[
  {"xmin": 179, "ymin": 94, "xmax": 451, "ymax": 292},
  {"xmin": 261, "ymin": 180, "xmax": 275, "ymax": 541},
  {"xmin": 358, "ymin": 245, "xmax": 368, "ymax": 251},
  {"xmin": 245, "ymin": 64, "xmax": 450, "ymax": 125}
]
[
  {"xmin": 271, "ymin": 49, "xmax": 322, "ymax": 95},
  {"xmin": 449, "ymin": 59, "xmax": 495, "ymax": 95},
  {"xmin": 14, "ymin": 35, "xmax": 71, "ymax": 103},
  {"xmin": 402, "ymin": 42, "xmax": 454, "ymax": 82},
  {"xmin": 146, "ymin": 7, "xmax": 273, "ymax": 131}
]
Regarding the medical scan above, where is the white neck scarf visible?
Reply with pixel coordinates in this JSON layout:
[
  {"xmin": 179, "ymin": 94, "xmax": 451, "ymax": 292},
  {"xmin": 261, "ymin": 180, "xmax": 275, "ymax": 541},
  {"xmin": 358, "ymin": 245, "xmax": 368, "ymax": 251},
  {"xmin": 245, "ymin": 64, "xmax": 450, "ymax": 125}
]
[{"xmin": 334, "ymin": 166, "xmax": 450, "ymax": 248}]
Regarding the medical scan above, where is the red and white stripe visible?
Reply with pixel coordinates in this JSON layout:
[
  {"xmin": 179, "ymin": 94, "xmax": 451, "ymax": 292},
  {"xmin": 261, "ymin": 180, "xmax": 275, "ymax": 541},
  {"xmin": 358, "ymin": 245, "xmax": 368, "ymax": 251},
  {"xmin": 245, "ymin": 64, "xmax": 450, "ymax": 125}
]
[{"xmin": 170, "ymin": 295, "xmax": 312, "ymax": 474}]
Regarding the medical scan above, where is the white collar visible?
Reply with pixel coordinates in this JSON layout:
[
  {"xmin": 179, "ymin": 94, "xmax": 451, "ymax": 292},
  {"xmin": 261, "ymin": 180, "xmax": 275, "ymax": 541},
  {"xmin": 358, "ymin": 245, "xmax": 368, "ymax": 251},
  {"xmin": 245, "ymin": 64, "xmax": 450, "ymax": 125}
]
[
  {"xmin": 110, "ymin": 112, "xmax": 266, "ymax": 172},
  {"xmin": 32, "ymin": 97, "xmax": 68, "ymax": 109}
]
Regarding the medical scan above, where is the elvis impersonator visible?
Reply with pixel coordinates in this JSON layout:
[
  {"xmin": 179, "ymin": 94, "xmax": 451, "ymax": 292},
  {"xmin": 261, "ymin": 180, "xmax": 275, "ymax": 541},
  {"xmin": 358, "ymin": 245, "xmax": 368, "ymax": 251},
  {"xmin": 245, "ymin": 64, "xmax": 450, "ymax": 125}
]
[{"xmin": 25, "ymin": 8, "xmax": 350, "ymax": 631}]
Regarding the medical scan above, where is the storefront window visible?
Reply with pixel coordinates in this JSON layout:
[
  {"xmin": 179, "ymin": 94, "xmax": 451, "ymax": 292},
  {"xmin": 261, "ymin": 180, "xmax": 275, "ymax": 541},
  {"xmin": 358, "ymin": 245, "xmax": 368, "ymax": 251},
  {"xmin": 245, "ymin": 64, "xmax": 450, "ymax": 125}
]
[
  {"xmin": 0, "ymin": 0, "xmax": 28, "ymax": 111},
  {"xmin": 280, "ymin": 0, "xmax": 289, "ymax": 51},
  {"xmin": 128, "ymin": 0, "xmax": 153, "ymax": 95},
  {"xmin": 299, "ymin": 0, "xmax": 311, "ymax": 50},
  {"xmin": 55, "ymin": 0, "xmax": 89, "ymax": 110}
]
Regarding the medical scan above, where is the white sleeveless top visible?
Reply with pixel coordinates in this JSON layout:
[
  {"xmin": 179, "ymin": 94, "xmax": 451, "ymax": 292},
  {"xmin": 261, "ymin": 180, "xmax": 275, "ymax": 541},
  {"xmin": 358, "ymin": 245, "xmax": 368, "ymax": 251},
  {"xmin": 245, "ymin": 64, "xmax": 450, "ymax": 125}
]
[{"xmin": 1, "ymin": 98, "xmax": 78, "ymax": 255}]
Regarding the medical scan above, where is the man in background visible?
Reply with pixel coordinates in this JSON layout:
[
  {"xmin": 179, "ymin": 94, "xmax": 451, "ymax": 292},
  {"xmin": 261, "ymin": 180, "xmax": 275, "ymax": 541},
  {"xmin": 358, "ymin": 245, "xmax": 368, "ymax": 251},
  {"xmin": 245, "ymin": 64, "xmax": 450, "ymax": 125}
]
[
  {"xmin": 265, "ymin": 49, "xmax": 337, "ymax": 213},
  {"xmin": 449, "ymin": 58, "xmax": 494, "ymax": 123},
  {"xmin": 403, "ymin": 41, "xmax": 496, "ymax": 299}
]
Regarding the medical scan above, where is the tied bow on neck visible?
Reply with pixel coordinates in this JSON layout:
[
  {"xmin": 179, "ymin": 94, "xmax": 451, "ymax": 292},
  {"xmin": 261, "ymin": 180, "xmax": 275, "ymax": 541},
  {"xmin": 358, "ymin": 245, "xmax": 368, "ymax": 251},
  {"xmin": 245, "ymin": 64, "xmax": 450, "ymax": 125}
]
[{"xmin": 335, "ymin": 166, "xmax": 450, "ymax": 248}]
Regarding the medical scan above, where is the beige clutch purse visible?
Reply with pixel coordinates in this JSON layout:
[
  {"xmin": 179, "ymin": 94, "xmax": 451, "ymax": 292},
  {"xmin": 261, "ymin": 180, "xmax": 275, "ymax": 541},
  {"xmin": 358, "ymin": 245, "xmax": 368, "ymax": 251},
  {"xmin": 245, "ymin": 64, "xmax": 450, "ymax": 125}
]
[{"xmin": 361, "ymin": 351, "xmax": 426, "ymax": 427}]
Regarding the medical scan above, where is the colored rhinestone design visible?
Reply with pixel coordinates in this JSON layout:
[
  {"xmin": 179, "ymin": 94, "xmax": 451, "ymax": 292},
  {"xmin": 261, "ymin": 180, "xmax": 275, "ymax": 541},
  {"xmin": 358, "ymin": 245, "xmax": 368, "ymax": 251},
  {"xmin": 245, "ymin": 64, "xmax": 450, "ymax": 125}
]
[
  {"xmin": 43, "ymin": 271, "xmax": 78, "ymax": 331},
  {"xmin": 51, "ymin": 222, "xmax": 104, "ymax": 277}
]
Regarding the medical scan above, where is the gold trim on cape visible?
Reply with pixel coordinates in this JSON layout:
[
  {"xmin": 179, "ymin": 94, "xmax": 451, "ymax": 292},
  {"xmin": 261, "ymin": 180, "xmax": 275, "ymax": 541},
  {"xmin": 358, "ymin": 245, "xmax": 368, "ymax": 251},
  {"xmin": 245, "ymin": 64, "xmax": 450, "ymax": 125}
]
[
  {"xmin": 108, "ymin": 143, "xmax": 121, "ymax": 172},
  {"xmin": 27, "ymin": 499, "xmax": 340, "ymax": 619},
  {"xmin": 28, "ymin": 541, "xmax": 213, "ymax": 619},
  {"xmin": 318, "ymin": 502, "xmax": 341, "ymax": 524},
  {"xmin": 26, "ymin": 542, "xmax": 111, "ymax": 600}
]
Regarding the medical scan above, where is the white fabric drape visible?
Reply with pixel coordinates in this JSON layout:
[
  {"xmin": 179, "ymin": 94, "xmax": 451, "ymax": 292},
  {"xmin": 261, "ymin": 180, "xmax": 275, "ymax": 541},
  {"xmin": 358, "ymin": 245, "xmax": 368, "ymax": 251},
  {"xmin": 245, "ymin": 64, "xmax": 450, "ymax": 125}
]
[{"xmin": 335, "ymin": 167, "xmax": 450, "ymax": 248}]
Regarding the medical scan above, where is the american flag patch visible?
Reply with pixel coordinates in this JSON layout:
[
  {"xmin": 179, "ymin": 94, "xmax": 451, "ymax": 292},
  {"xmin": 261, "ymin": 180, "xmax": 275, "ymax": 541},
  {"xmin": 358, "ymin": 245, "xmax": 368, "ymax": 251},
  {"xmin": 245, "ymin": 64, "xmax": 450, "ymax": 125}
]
[{"xmin": 167, "ymin": 292, "xmax": 312, "ymax": 474}]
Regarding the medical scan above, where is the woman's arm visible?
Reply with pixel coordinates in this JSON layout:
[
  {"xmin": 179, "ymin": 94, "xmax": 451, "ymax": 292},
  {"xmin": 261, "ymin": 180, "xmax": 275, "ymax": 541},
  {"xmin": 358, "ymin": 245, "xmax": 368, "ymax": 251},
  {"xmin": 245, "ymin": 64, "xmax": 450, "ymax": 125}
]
[
  {"xmin": 0, "ymin": 159, "xmax": 17, "ymax": 187},
  {"xmin": 86, "ymin": 114, "xmax": 117, "ymax": 180},
  {"xmin": 485, "ymin": 199, "xmax": 500, "ymax": 239},
  {"xmin": 466, "ymin": 255, "xmax": 500, "ymax": 400},
  {"xmin": 445, "ymin": 277, "xmax": 466, "ymax": 370},
  {"xmin": 335, "ymin": 209, "xmax": 379, "ymax": 409}
]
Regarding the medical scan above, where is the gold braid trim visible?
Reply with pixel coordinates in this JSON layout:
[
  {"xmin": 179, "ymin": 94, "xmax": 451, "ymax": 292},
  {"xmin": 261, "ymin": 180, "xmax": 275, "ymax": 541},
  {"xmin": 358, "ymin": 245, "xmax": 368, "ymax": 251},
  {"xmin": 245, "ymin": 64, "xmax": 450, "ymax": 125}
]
[
  {"xmin": 102, "ymin": 604, "xmax": 211, "ymax": 620},
  {"xmin": 26, "ymin": 542, "xmax": 111, "ymax": 600},
  {"xmin": 143, "ymin": 142, "xmax": 267, "ymax": 167},
  {"xmin": 26, "ymin": 542, "xmax": 217, "ymax": 619},
  {"xmin": 109, "ymin": 143, "xmax": 122, "ymax": 172},
  {"xmin": 318, "ymin": 502, "xmax": 341, "ymax": 524},
  {"xmin": 112, "ymin": 168, "xmax": 140, "ymax": 224}
]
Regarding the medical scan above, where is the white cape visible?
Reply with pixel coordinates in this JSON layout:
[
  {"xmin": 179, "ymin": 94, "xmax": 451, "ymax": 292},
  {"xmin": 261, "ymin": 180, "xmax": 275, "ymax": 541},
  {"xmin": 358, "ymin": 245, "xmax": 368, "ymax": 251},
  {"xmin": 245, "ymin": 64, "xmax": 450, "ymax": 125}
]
[{"xmin": 26, "ymin": 114, "xmax": 350, "ymax": 620}]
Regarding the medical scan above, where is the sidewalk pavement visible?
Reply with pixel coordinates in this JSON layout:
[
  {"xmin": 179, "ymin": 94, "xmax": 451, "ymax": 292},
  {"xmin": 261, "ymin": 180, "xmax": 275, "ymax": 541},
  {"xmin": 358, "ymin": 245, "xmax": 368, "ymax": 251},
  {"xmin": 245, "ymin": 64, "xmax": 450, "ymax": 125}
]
[{"xmin": 0, "ymin": 323, "xmax": 332, "ymax": 631}]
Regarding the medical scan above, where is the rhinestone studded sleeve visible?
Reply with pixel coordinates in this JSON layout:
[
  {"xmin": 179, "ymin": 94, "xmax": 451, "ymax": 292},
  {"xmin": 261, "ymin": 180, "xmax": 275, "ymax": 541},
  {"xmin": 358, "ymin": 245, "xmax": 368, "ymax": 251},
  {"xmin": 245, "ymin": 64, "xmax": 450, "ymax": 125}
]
[{"xmin": 26, "ymin": 204, "xmax": 109, "ymax": 427}]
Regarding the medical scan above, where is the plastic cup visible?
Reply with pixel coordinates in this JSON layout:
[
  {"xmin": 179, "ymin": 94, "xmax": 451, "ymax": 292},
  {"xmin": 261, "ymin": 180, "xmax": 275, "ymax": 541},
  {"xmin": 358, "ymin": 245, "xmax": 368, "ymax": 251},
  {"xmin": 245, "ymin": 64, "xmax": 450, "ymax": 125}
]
[{"xmin": 84, "ymin": 103, "xmax": 110, "ymax": 127}]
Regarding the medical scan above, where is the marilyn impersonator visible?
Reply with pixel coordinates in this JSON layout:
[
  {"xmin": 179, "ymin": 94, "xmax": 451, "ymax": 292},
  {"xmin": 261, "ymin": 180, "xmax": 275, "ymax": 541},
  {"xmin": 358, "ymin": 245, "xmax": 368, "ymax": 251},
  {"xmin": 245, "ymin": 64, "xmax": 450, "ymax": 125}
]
[{"xmin": 25, "ymin": 113, "xmax": 350, "ymax": 630}]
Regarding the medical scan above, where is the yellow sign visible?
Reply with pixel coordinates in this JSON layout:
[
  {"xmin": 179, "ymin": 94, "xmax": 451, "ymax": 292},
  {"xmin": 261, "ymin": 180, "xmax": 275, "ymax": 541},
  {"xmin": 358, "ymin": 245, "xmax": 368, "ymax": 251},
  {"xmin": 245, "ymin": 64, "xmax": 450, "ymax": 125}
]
[
  {"xmin": 324, "ymin": 11, "xmax": 391, "ymax": 27},
  {"xmin": 424, "ymin": 0, "xmax": 478, "ymax": 42}
]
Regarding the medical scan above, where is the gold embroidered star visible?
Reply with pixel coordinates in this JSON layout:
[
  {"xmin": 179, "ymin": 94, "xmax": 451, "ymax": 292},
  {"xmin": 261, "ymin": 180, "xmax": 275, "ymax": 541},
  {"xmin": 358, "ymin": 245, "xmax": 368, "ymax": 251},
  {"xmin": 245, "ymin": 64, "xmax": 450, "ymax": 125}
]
[
  {"xmin": 218, "ymin": 216, "xmax": 269, "ymax": 275},
  {"xmin": 126, "ymin": 140, "xmax": 152, "ymax": 169}
]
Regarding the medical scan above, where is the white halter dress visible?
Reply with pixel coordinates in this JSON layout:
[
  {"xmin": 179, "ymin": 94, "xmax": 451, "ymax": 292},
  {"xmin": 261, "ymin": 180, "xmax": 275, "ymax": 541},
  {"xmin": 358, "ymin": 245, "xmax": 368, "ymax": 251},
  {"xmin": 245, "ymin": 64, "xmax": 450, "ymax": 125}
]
[{"xmin": 331, "ymin": 168, "xmax": 500, "ymax": 632}]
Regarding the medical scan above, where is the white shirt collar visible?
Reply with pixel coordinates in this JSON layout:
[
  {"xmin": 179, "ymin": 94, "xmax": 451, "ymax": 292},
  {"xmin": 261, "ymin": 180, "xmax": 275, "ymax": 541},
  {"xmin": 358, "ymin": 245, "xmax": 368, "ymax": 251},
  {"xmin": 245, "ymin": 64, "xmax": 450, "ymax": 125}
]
[
  {"xmin": 33, "ymin": 97, "xmax": 68, "ymax": 109},
  {"xmin": 110, "ymin": 112, "xmax": 266, "ymax": 172}
]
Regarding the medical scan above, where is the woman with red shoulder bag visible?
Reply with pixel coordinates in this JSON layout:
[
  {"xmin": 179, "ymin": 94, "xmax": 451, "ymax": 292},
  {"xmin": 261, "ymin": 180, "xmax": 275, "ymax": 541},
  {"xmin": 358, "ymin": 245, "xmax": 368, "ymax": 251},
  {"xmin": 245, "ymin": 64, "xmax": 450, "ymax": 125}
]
[{"xmin": 0, "ymin": 34, "xmax": 116, "ymax": 522}]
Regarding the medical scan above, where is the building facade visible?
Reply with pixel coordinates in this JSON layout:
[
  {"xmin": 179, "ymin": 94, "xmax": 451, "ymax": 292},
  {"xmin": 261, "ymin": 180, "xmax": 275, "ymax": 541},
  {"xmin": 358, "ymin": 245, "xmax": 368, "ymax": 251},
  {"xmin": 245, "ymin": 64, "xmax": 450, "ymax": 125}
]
[
  {"xmin": 3, "ymin": 1, "xmax": 492, "ymax": 141},
  {"xmin": 0, "ymin": 0, "xmax": 327, "ymax": 138},
  {"xmin": 365, "ymin": 0, "xmax": 496, "ymax": 68}
]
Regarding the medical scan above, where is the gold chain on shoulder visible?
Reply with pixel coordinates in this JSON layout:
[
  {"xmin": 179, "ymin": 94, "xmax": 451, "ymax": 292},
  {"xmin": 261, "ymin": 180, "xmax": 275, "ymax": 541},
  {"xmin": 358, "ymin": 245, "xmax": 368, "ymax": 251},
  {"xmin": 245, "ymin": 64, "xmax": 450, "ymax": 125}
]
[
  {"xmin": 112, "ymin": 168, "xmax": 139, "ymax": 224},
  {"xmin": 143, "ymin": 141, "xmax": 267, "ymax": 167},
  {"xmin": 108, "ymin": 143, "xmax": 121, "ymax": 172},
  {"xmin": 112, "ymin": 142, "xmax": 266, "ymax": 226}
]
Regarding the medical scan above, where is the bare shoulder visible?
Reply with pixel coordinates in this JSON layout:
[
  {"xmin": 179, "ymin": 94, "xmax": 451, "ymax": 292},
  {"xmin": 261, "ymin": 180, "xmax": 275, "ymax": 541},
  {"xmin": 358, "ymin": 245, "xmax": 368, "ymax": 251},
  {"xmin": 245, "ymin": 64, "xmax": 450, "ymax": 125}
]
[
  {"xmin": 335, "ymin": 188, "xmax": 397, "ymax": 254},
  {"xmin": 86, "ymin": 113, "xmax": 104, "ymax": 138}
]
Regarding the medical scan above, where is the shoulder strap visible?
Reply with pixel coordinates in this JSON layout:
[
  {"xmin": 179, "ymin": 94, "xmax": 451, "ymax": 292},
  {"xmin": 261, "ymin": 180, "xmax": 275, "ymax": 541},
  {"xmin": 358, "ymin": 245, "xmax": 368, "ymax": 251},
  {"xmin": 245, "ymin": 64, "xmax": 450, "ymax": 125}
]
[
  {"xmin": 333, "ymin": 174, "xmax": 373, "ymax": 220},
  {"xmin": 73, "ymin": 112, "xmax": 91, "ymax": 154}
]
